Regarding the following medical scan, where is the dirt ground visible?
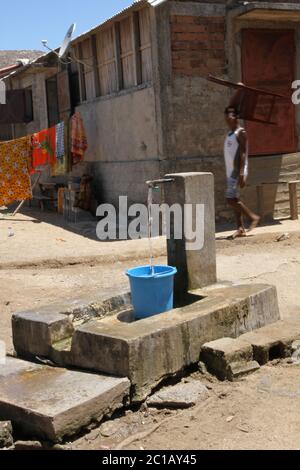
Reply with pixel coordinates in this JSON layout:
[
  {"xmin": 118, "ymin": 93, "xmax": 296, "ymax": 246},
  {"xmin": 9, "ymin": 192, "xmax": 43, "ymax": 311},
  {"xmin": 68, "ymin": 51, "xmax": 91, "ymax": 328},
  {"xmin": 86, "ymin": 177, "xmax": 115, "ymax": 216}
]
[{"xmin": 1, "ymin": 208, "xmax": 300, "ymax": 450}]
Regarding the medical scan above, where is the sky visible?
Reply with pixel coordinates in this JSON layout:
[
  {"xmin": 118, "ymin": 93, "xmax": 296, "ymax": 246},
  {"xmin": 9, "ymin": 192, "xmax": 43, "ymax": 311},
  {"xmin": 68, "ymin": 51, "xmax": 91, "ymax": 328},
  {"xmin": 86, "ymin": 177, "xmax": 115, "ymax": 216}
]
[{"xmin": 0, "ymin": 0, "xmax": 133, "ymax": 51}]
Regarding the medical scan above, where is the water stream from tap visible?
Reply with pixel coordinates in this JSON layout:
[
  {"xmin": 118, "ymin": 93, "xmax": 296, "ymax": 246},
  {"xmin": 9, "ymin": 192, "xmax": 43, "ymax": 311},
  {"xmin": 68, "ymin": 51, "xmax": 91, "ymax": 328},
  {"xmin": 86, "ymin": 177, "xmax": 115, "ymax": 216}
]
[{"xmin": 147, "ymin": 186, "xmax": 154, "ymax": 275}]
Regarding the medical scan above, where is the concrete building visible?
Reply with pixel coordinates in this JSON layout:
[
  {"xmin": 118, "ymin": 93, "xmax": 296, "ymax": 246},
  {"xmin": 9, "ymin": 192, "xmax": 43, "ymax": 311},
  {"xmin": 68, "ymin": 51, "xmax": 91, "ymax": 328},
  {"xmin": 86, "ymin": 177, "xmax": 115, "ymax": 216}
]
[
  {"xmin": 0, "ymin": 50, "xmax": 42, "ymax": 141},
  {"xmin": 2, "ymin": 0, "xmax": 300, "ymax": 220}
]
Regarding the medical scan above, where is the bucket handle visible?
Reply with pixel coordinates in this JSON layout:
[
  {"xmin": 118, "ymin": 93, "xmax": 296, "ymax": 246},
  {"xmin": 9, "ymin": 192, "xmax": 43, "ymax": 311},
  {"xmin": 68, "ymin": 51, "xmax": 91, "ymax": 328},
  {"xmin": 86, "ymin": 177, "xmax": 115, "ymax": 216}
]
[{"xmin": 153, "ymin": 270, "xmax": 175, "ymax": 278}]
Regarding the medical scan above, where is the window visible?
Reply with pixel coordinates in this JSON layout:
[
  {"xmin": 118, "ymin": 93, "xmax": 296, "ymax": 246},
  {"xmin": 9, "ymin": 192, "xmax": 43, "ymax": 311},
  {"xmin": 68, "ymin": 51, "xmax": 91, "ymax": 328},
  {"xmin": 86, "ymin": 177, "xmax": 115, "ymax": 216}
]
[
  {"xmin": 24, "ymin": 87, "xmax": 34, "ymax": 122},
  {"xmin": 120, "ymin": 16, "xmax": 135, "ymax": 89},
  {"xmin": 76, "ymin": 6, "xmax": 153, "ymax": 100},
  {"xmin": 80, "ymin": 39, "xmax": 95, "ymax": 100},
  {"xmin": 97, "ymin": 27, "xmax": 118, "ymax": 95}
]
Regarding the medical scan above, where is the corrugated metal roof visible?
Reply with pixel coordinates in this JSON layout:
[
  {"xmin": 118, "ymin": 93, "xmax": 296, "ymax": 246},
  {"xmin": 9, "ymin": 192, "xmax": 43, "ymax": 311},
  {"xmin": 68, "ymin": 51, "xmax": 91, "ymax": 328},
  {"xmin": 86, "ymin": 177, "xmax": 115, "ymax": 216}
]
[{"xmin": 72, "ymin": 0, "xmax": 148, "ymax": 44}]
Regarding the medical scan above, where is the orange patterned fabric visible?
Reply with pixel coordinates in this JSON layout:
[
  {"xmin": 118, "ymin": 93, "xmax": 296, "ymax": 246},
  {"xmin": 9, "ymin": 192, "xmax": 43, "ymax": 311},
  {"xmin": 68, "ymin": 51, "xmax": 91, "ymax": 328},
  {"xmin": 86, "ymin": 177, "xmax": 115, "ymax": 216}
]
[{"xmin": 0, "ymin": 136, "xmax": 32, "ymax": 206}]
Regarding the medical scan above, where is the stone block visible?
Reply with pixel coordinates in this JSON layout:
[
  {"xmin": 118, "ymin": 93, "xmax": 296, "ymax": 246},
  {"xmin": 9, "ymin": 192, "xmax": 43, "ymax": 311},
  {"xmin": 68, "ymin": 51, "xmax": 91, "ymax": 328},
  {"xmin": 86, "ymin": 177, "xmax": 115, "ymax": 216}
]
[
  {"xmin": 201, "ymin": 337, "xmax": 253, "ymax": 380},
  {"xmin": 12, "ymin": 311, "xmax": 74, "ymax": 358},
  {"xmin": 227, "ymin": 361, "xmax": 260, "ymax": 381},
  {"xmin": 0, "ymin": 357, "xmax": 130, "ymax": 442},
  {"xmin": 147, "ymin": 381, "xmax": 209, "ymax": 409},
  {"xmin": 240, "ymin": 316, "xmax": 300, "ymax": 365}
]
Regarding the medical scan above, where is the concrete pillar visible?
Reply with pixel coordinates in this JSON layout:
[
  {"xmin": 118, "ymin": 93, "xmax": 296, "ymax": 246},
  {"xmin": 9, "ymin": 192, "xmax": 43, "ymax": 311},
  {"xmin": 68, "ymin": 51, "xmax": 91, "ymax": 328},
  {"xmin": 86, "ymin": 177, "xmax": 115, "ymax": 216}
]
[{"xmin": 164, "ymin": 173, "xmax": 217, "ymax": 304}]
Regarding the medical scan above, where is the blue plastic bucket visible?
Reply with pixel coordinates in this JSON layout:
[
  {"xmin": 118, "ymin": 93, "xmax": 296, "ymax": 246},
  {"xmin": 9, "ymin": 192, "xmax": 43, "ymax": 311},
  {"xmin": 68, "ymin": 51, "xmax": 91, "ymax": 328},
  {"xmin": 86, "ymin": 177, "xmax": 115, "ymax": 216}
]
[{"xmin": 126, "ymin": 265, "xmax": 177, "ymax": 319}]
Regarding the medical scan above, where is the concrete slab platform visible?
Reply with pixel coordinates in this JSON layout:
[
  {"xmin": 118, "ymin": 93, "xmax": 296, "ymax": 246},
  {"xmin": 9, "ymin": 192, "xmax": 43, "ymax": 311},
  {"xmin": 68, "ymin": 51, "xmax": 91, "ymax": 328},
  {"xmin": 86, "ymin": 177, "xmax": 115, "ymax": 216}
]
[
  {"xmin": 12, "ymin": 283, "xmax": 280, "ymax": 402},
  {"xmin": 0, "ymin": 357, "xmax": 130, "ymax": 442},
  {"xmin": 71, "ymin": 284, "xmax": 279, "ymax": 401}
]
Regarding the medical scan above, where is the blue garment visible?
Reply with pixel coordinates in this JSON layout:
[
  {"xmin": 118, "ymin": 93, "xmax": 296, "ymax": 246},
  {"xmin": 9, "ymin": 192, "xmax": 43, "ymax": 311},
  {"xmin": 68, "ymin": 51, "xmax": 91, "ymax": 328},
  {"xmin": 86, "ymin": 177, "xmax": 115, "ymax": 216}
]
[
  {"xmin": 56, "ymin": 122, "xmax": 65, "ymax": 162},
  {"xmin": 225, "ymin": 176, "xmax": 239, "ymax": 199}
]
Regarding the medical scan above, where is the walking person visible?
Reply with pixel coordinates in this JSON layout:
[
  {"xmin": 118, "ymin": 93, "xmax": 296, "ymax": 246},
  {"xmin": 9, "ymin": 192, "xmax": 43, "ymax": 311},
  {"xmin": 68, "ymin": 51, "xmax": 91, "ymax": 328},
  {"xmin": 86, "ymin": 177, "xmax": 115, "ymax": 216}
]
[{"xmin": 224, "ymin": 106, "xmax": 260, "ymax": 239}]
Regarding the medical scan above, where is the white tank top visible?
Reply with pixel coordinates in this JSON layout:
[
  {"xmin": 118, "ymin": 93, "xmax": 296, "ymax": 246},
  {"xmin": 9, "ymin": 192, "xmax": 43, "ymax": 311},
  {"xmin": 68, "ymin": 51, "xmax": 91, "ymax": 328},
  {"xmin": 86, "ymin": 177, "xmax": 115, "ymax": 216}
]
[{"xmin": 224, "ymin": 127, "xmax": 248, "ymax": 179}]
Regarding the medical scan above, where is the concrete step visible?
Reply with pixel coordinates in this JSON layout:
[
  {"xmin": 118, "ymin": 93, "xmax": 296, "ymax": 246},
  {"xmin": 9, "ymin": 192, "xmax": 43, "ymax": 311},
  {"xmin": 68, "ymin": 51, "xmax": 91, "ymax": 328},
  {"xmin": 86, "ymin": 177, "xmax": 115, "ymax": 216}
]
[
  {"xmin": 200, "ymin": 315, "xmax": 300, "ymax": 380},
  {"xmin": 240, "ymin": 316, "xmax": 300, "ymax": 365},
  {"xmin": 0, "ymin": 357, "xmax": 130, "ymax": 442}
]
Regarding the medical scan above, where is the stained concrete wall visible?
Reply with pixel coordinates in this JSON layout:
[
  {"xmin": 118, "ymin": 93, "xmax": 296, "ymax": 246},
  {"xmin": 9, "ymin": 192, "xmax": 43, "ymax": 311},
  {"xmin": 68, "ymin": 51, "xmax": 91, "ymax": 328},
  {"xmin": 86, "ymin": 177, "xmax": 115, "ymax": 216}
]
[{"xmin": 76, "ymin": 84, "xmax": 160, "ymax": 205}]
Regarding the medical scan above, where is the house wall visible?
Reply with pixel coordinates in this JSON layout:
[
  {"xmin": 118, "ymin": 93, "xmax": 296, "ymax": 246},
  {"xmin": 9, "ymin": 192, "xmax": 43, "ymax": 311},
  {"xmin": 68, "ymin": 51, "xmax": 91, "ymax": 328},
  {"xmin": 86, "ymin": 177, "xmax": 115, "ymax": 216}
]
[
  {"xmin": 69, "ymin": 3, "xmax": 160, "ymax": 206},
  {"xmin": 76, "ymin": 84, "xmax": 159, "ymax": 205},
  {"xmin": 154, "ymin": 1, "xmax": 229, "ymax": 217},
  {"xmin": 226, "ymin": 9, "xmax": 300, "ymax": 219},
  {"xmin": 155, "ymin": 1, "xmax": 300, "ymax": 221},
  {"xmin": 9, "ymin": 69, "xmax": 57, "ymax": 138}
]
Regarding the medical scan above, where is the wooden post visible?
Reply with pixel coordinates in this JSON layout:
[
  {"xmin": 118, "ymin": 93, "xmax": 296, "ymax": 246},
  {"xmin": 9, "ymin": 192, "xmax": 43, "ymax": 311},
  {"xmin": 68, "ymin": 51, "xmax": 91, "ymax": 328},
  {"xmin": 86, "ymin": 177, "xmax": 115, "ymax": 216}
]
[{"xmin": 289, "ymin": 182, "xmax": 299, "ymax": 220}]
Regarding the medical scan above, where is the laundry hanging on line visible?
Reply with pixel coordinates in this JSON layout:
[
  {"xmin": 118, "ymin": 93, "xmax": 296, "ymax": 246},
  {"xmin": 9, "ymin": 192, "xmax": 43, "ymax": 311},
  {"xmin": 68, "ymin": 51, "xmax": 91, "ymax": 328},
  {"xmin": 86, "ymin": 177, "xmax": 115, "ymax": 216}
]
[
  {"xmin": 0, "ymin": 111, "xmax": 88, "ymax": 208},
  {"xmin": 31, "ymin": 126, "xmax": 56, "ymax": 172},
  {"xmin": 70, "ymin": 112, "xmax": 88, "ymax": 166},
  {"xmin": 0, "ymin": 136, "xmax": 32, "ymax": 207},
  {"xmin": 51, "ymin": 121, "xmax": 70, "ymax": 177}
]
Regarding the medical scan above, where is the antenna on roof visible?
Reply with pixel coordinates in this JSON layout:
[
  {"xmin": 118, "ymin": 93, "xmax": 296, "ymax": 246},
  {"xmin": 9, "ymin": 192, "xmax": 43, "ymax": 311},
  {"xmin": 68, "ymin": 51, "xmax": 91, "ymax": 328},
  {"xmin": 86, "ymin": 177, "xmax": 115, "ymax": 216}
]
[
  {"xmin": 42, "ymin": 24, "xmax": 76, "ymax": 64},
  {"xmin": 59, "ymin": 24, "xmax": 76, "ymax": 59},
  {"xmin": 42, "ymin": 23, "xmax": 93, "ymax": 69}
]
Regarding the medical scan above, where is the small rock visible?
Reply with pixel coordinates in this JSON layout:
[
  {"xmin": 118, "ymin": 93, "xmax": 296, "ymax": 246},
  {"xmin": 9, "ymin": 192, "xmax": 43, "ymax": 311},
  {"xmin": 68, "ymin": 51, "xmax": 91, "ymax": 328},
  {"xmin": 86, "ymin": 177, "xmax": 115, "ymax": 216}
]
[
  {"xmin": 276, "ymin": 233, "xmax": 290, "ymax": 242},
  {"xmin": 147, "ymin": 381, "xmax": 209, "ymax": 409},
  {"xmin": 226, "ymin": 416, "xmax": 235, "ymax": 423},
  {"xmin": 14, "ymin": 441, "xmax": 43, "ymax": 450},
  {"xmin": 198, "ymin": 362, "xmax": 208, "ymax": 375},
  {"xmin": 0, "ymin": 421, "xmax": 13, "ymax": 449},
  {"xmin": 100, "ymin": 420, "xmax": 120, "ymax": 438},
  {"xmin": 52, "ymin": 444, "xmax": 67, "ymax": 451}
]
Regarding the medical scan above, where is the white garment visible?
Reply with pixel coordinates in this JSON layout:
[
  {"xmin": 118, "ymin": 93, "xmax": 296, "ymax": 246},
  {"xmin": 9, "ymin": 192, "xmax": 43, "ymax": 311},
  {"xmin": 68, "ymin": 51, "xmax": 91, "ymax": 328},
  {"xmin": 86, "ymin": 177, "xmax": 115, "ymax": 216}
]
[{"xmin": 224, "ymin": 127, "xmax": 248, "ymax": 179}]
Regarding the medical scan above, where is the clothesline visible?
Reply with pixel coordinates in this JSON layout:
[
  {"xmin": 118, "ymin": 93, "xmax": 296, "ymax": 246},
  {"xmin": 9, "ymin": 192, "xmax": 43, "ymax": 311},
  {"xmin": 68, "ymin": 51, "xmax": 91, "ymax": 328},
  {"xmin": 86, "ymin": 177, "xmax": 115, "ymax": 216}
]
[{"xmin": 0, "ymin": 112, "xmax": 88, "ymax": 212}]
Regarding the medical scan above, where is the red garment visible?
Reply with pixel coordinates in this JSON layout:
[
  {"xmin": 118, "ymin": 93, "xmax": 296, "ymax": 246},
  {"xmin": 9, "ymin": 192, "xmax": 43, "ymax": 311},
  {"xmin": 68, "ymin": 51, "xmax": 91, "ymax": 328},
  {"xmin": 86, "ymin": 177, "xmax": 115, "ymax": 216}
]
[
  {"xmin": 31, "ymin": 127, "xmax": 56, "ymax": 171},
  {"xmin": 70, "ymin": 112, "xmax": 88, "ymax": 165}
]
